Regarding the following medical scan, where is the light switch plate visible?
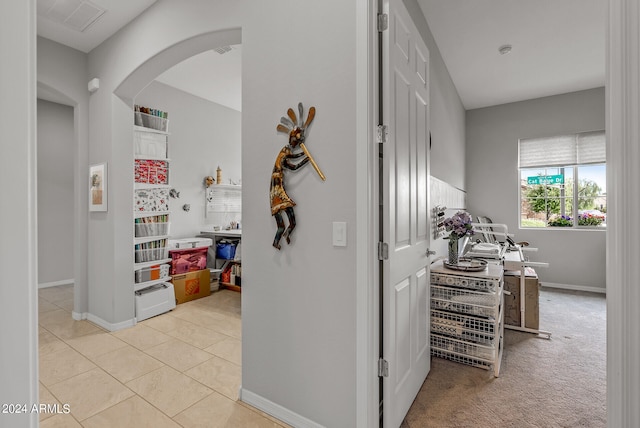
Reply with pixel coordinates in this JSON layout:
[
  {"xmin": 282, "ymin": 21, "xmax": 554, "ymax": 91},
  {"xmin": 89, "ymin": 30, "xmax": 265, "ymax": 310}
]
[{"xmin": 333, "ymin": 222, "xmax": 347, "ymax": 247}]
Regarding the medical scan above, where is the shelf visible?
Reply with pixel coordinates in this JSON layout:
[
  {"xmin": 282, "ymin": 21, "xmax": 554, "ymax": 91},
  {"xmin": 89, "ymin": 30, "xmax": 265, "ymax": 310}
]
[
  {"xmin": 133, "ymin": 108, "xmax": 173, "ymax": 323},
  {"xmin": 134, "ymin": 258, "xmax": 172, "ymax": 270},
  {"xmin": 135, "ymin": 235, "xmax": 170, "ymax": 245},
  {"xmin": 134, "ymin": 276, "xmax": 171, "ymax": 292},
  {"xmin": 430, "ymin": 261, "xmax": 504, "ymax": 377},
  {"xmin": 220, "ymin": 282, "xmax": 241, "ymax": 292},
  {"xmin": 200, "ymin": 229, "xmax": 242, "ymax": 237},
  {"xmin": 134, "ymin": 183, "xmax": 171, "ymax": 190},
  {"xmin": 134, "ymin": 125, "xmax": 169, "ymax": 135},
  {"xmin": 135, "ymin": 211, "xmax": 170, "ymax": 219},
  {"xmin": 211, "ymin": 184, "xmax": 241, "ymax": 190},
  {"xmin": 135, "ymin": 155, "xmax": 171, "ymax": 161}
]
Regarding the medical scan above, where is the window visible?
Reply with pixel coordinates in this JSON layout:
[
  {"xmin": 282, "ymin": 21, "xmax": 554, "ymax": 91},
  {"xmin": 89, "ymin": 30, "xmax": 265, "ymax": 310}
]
[{"xmin": 519, "ymin": 131, "xmax": 606, "ymax": 228}]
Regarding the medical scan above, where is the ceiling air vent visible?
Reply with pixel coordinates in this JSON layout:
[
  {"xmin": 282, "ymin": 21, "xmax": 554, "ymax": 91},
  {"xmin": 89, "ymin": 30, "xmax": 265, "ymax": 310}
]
[
  {"xmin": 214, "ymin": 46, "xmax": 233, "ymax": 55},
  {"xmin": 38, "ymin": 0, "xmax": 106, "ymax": 32}
]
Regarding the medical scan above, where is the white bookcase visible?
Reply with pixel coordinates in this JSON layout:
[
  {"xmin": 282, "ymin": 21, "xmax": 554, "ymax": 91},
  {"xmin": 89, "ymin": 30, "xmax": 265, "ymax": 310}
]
[{"xmin": 133, "ymin": 124, "xmax": 172, "ymax": 293}]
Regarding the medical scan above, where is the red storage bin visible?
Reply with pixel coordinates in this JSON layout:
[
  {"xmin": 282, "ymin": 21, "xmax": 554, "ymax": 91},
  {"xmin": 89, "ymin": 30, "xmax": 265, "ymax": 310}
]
[{"xmin": 169, "ymin": 247, "xmax": 208, "ymax": 275}]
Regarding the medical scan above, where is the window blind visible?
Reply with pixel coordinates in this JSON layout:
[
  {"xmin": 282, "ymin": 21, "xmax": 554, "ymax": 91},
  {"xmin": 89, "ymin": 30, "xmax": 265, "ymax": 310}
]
[{"xmin": 519, "ymin": 130, "xmax": 605, "ymax": 168}]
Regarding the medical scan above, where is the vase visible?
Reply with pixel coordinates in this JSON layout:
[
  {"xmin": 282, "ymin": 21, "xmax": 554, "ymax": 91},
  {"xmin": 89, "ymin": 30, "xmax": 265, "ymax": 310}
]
[{"xmin": 448, "ymin": 237, "xmax": 459, "ymax": 265}]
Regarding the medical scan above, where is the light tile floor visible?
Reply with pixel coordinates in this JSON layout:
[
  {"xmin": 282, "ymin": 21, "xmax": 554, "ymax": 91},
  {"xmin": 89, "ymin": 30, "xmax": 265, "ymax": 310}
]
[{"xmin": 38, "ymin": 285, "xmax": 288, "ymax": 427}]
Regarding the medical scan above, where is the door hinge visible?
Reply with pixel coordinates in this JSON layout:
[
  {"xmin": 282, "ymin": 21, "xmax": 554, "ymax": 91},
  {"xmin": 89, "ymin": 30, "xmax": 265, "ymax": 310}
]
[
  {"xmin": 377, "ymin": 13, "xmax": 389, "ymax": 32},
  {"xmin": 378, "ymin": 241, "xmax": 389, "ymax": 260},
  {"xmin": 378, "ymin": 358, "xmax": 389, "ymax": 377},
  {"xmin": 377, "ymin": 124, "xmax": 388, "ymax": 144}
]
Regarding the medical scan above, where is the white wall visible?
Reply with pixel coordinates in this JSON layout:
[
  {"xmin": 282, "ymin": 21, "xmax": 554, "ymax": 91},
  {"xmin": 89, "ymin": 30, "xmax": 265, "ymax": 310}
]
[
  {"xmin": 83, "ymin": 0, "xmax": 363, "ymax": 425},
  {"xmin": 7, "ymin": 2, "xmax": 640, "ymax": 428},
  {"xmin": 466, "ymin": 87, "xmax": 606, "ymax": 291},
  {"xmin": 0, "ymin": 1, "xmax": 39, "ymax": 426},
  {"xmin": 607, "ymin": 1, "xmax": 640, "ymax": 423},
  {"xmin": 405, "ymin": 0, "xmax": 467, "ymax": 259},
  {"xmin": 37, "ymin": 36, "xmax": 90, "ymax": 316},
  {"xmin": 136, "ymin": 81, "xmax": 241, "ymax": 238},
  {"xmin": 241, "ymin": 3, "xmax": 360, "ymax": 424},
  {"xmin": 405, "ymin": 0, "xmax": 466, "ymax": 190},
  {"xmin": 37, "ymin": 99, "xmax": 74, "ymax": 285}
]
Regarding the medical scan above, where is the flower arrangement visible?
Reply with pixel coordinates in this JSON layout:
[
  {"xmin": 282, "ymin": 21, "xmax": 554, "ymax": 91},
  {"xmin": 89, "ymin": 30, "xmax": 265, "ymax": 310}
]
[
  {"xmin": 548, "ymin": 212, "xmax": 605, "ymax": 227},
  {"xmin": 548, "ymin": 215, "xmax": 572, "ymax": 227},
  {"xmin": 443, "ymin": 211, "xmax": 475, "ymax": 240},
  {"xmin": 578, "ymin": 212, "xmax": 604, "ymax": 226}
]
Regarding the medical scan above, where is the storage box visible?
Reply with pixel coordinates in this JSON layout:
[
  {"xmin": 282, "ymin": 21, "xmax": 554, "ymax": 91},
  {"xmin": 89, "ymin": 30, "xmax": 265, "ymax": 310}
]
[
  {"xmin": 168, "ymin": 238, "xmax": 212, "ymax": 249},
  {"xmin": 503, "ymin": 268, "xmax": 540, "ymax": 329},
  {"xmin": 135, "ymin": 112, "xmax": 169, "ymax": 132},
  {"xmin": 135, "ymin": 282, "xmax": 176, "ymax": 321},
  {"xmin": 135, "ymin": 264, "xmax": 170, "ymax": 283},
  {"xmin": 135, "ymin": 188, "xmax": 170, "ymax": 212},
  {"xmin": 134, "ymin": 159, "xmax": 168, "ymax": 185},
  {"xmin": 169, "ymin": 247, "xmax": 208, "ymax": 275},
  {"xmin": 135, "ymin": 220, "xmax": 170, "ymax": 237},
  {"xmin": 134, "ymin": 131, "xmax": 167, "ymax": 158},
  {"xmin": 171, "ymin": 270, "xmax": 210, "ymax": 304},
  {"xmin": 135, "ymin": 245, "xmax": 168, "ymax": 263}
]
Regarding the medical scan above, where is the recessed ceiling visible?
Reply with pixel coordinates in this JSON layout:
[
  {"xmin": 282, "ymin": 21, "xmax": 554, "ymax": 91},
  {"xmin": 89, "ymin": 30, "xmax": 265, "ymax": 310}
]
[{"xmin": 417, "ymin": 0, "xmax": 606, "ymax": 110}]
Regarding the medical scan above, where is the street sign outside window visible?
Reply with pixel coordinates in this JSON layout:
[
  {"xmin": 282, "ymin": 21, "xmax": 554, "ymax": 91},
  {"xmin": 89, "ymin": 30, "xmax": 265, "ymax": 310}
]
[{"xmin": 527, "ymin": 174, "xmax": 564, "ymax": 185}]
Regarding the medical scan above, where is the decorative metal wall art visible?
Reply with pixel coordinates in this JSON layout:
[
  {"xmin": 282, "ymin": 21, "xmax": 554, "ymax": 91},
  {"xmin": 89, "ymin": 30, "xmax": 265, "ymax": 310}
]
[{"xmin": 270, "ymin": 102, "xmax": 325, "ymax": 250}]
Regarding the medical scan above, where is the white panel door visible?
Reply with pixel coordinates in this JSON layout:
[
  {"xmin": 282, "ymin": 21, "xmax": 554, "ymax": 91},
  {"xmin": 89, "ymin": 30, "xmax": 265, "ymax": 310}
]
[{"xmin": 381, "ymin": 0, "xmax": 431, "ymax": 426}]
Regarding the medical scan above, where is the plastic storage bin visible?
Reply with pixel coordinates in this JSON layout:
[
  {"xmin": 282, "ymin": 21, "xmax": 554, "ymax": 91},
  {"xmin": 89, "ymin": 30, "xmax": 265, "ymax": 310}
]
[
  {"xmin": 135, "ymin": 112, "xmax": 169, "ymax": 132},
  {"xmin": 135, "ymin": 188, "xmax": 170, "ymax": 212},
  {"xmin": 135, "ymin": 239, "xmax": 168, "ymax": 263},
  {"xmin": 135, "ymin": 221, "xmax": 169, "ymax": 237},
  {"xmin": 134, "ymin": 159, "xmax": 168, "ymax": 185},
  {"xmin": 169, "ymin": 247, "xmax": 208, "ymax": 275},
  {"xmin": 135, "ymin": 264, "xmax": 170, "ymax": 283},
  {"xmin": 168, "ymin": 238, "xmax": 212, "ymax": 249},
  {"xmin": 134, "ymin": 131, "xmax": 168, "ymax": 158}
]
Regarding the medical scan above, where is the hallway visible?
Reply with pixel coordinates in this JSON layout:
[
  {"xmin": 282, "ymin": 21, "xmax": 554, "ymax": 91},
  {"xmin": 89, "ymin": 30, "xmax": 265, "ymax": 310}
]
[{"xmin": 38, "ymin": 285, "xmax": 286, "ymax": 427}]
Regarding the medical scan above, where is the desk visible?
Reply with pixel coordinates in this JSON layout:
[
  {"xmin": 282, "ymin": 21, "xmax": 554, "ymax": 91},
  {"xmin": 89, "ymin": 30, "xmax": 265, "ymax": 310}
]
[
  {"xmin": 199, "ymin": 230, "xmax": 242, "ymax": 292},
  {"xmin": 199, "ymin": 229, "xmax": 242, "ymax": 238}
]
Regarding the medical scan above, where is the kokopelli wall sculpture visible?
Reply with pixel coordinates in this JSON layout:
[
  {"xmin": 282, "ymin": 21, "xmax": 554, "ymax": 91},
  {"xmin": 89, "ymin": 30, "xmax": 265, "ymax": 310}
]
[{"xmin": 270, "ymin": 102, "xmax": 325, "ymax": 250}]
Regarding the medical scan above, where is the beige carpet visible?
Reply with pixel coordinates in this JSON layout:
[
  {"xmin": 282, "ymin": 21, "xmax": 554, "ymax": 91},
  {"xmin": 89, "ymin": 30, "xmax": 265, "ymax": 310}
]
[{"xmin": 402, "ymin": 288, "xmax": 606, "ymax": 428}]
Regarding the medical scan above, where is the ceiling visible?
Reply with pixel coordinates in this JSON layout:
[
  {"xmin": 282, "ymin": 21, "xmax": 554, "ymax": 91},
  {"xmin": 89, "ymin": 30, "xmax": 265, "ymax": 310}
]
[
  {"xmin": 37, "ymin": 0, "xmax": 606, "ymax": 112},
  {"xmin": 417, "ymin": 0, "xmax": 606, "ymax": 109},
  {"xmin": 37, "ymin": 0, "xmax": 157, "ymax": 53}
]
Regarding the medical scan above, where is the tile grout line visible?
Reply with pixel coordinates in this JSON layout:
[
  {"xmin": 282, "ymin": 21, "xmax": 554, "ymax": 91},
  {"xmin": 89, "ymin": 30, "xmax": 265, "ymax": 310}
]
[{"xmin": 38, "ymin": 286, "xmax": 266, "ymax": 426}]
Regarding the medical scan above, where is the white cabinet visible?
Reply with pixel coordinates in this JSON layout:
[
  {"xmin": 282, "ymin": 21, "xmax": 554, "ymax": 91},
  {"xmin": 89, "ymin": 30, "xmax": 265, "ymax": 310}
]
[{"xmin": 430, "ymin": 260, "xmax": 504, "ymax": 377}]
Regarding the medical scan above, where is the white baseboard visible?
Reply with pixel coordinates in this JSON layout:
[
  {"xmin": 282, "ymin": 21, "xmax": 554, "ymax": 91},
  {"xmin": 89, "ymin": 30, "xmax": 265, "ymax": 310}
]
[
  {"xmin": 86, "ymin": 313, "xmax": 136, "ymax": 332},
  {"xmin": 38, "ymin": 279, "xmax": 74, "ymax": 289},
  {"xmin": 540, "ymin": 282, "xmax": 606, "ymax": 294},
  {"xmin": 71, "ymin": 311, "xmax": 86, "ymax": 321},
  {"xmin": 240, "ymin": 388, "xmax": 325, "ymax": 428}
]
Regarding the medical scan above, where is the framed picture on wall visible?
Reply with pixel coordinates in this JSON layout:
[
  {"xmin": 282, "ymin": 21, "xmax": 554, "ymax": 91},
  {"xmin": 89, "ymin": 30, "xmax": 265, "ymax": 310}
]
[{"xmin": 89, "ymin": 162, "xmax": 108, "ymax": 212}]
